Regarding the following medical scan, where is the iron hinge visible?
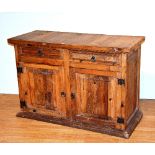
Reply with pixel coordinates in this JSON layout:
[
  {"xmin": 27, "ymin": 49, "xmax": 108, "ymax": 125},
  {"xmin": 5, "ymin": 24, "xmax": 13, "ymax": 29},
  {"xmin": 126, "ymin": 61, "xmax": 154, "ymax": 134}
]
[
  {"xmin": 117, "ymin": 117, "xmax": 124, "ymax": 124},
  {"xmin": 17, "ymin": 66, "xmax": 23, "ymax": 74},
  {"xmin": 20, "ymin": 100, "xmax": 27, "ymax": 109},
  {"xmin": 118, "ymin": 79, "xmax": 125, "ymax": 85}
]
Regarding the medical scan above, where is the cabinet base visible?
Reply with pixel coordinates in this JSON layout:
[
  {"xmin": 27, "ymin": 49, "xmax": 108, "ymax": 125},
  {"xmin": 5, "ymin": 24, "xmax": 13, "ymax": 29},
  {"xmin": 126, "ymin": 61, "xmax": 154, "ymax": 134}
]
[{"xmin": 16, "ymin": 109, "xmax": 143, "ymax": 139}]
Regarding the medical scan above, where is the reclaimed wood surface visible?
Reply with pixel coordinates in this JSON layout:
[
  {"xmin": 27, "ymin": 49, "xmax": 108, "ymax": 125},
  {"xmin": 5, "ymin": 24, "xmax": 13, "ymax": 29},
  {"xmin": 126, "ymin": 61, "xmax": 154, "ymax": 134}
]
[
  {"xmin": 7, "ymin": 31, "xmax": 145, "ymax": 138},
  {"xmin": 0, "ymin": 94, "xmax": 154, "ymax": 143},
  {"xmin": 8, "ymin": 30, "xmax": 145, "ymax": 52}
]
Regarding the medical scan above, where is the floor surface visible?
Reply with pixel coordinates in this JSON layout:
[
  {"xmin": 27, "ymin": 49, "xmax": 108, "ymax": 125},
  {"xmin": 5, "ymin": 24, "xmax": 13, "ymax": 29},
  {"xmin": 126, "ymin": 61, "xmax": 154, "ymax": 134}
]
[{"xmin": 0, "ymin": 94, "xmax": 155, "ymax": 142}]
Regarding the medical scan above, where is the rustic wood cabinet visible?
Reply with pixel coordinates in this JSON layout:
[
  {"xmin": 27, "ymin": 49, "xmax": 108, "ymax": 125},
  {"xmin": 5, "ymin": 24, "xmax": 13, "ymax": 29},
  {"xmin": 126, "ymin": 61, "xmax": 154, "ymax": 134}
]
[{"xmin": 8, "ymin": 30, "xmax": 145, "ymax": 138}]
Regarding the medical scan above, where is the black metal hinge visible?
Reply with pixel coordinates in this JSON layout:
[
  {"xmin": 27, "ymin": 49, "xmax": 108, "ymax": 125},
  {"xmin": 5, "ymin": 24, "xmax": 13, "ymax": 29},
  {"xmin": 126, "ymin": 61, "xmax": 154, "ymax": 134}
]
[
  {"xmin": 20, "ymin": 100, "xmax": 27, "ymax": 109},
  {"xmin": 117, "ymin": 117, "xmax": 124, "ymax": 124},
  {"xmin": 118, "ymin": 79, "xmax": 125, "ymax": 85},
  {"xmin": 17, "ymin": 66, "xmax": 23, "ymax": 74}
]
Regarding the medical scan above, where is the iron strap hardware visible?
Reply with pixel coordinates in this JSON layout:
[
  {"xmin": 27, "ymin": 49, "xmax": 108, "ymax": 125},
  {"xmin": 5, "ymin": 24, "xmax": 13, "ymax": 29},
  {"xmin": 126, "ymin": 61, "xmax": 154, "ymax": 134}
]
[
  {"xmin": 20, "ymin": 100, "xmax": 27, "ymax": 109},
  {"xmin": 118, "ymin": 79, "xmax": 125, "ymax": 85},
  {"xmin": 90, "ymin": 56, "xmax": 96, "ymax": 62},
  {"xmin": 117, "ymin": 117, "xmax": 124, "ymax": 124},
  {"xmin": 37, "ymin": 49, "xmax": 44, "ymax": 56},
  {"xmin": 17, "ymin": 66, "xmax": 23, "ymax": 74}
]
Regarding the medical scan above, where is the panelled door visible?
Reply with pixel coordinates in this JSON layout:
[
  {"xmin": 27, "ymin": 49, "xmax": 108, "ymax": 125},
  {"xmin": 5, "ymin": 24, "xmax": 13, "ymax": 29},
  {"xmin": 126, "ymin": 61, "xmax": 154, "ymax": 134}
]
[
  {"xmin": 70, "ymin": 68, "xmax": 121, "ymax": 127},
  {"xmin": 18, "ymin": 63, "xmax": 67, "ymax": 118}
]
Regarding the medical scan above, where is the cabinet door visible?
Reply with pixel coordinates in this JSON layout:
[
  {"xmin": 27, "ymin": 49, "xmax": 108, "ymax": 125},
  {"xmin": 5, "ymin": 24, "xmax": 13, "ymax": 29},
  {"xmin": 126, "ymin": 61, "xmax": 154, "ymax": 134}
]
[
  {"xmin": 18, "ymin": 64, "xmax": 66, "ymax": 117},
  {"xmin": 70, "ymin": 68, "xmax": 119, "ymax": 127}
]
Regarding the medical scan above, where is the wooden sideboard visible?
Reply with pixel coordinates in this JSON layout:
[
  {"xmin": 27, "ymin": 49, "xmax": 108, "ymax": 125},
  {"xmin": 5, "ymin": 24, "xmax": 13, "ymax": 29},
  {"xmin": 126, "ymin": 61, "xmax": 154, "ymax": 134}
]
[{"xmin": 8, "ymin": 30, "xmax": 145, "ymax": 138}]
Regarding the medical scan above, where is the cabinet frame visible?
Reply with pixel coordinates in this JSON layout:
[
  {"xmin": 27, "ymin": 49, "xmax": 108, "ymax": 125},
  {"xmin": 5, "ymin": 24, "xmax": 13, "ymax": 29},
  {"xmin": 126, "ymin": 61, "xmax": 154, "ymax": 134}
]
[
  {"xmin": 14, "ymin": 47, "xmax": 142, "ymax": 138},
  {"xmin": 8, "ymin": 30, "xmax": 144, "ymax": 138}
]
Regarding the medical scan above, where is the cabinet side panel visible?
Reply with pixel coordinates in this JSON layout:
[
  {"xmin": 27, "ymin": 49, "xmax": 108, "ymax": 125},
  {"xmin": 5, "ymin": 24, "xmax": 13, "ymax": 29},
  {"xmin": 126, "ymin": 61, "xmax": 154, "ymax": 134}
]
[
  {"xmin": 137, "ymin": 46, "xmax": 141, "ymax": 108},
  {"xmin": 125, "ymin": 48, "xmax": 140, "ymax": 120}
]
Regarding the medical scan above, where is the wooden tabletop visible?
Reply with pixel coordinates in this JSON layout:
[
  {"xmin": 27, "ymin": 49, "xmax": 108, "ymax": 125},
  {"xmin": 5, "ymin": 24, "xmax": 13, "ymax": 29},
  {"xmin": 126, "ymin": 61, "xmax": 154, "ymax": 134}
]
[
  {"xmin": 0, "ymin": 94, "xmax": 154, "ymax": 142},
  {"xmin": 8, "ymin": 30, "xmax": 145, "ymax": 52}
]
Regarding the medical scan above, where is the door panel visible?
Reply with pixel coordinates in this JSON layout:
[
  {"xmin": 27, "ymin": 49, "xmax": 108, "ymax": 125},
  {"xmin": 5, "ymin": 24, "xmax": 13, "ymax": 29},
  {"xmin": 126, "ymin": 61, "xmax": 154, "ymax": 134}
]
[
  {"xmin": 70, "ymin": 68, "xmax": 118, "ymax": 125},
  {"xmin": 18, "ymin": 63, "xmax": 66, "ymax": 117},
  {"xmin": 76, "ymin": 74, "xmax": 108, "ymax": 117}
]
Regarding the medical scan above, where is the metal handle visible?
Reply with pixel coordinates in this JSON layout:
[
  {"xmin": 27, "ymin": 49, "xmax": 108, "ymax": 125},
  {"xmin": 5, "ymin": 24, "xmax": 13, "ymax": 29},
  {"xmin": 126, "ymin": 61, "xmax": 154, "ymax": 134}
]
[
  {"xmin": 90, "ymin": 56, "xmax": 96, "ymax": 62},
  {"xmin": 61, "ymin": 92, "xmax": 66, "ymax": 97},
  {"xmin": 37, "ymin": 49, "xmax": 44, "ymax": 56},
  {"xmin": 71, "ymin": 93, "xmax": 75, "ymax": 99}
]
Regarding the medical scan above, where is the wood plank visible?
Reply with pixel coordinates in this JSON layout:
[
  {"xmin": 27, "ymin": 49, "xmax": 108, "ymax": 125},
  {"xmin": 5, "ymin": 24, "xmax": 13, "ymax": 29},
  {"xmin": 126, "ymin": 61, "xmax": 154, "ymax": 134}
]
[
  {"xmin": 14, "ymin": 45, "xmax": 19, "ymax": 64},
  {"xmin": 62, "ymin": 50, "xmax": 72, "ymax": 118},
  {"xmin": 23, "ymin": 63, "xmax": 60, "ymax": 70},
  {"xmin": 8, "ymin": 30, "xmax": 145, "ymax": 52},
  {"xmin": 19, "ymin": 56, "xmax": 63, "ymax": 66},
  {"xmin": 119, "ymin": 53, "xmax": 127, "ymax": 130},
  {"xmin": 0, "ymin": 94, "xmax": 154, "ymax": 142},
  {"xmin": 108, "ymin": 77, "xmax": 117, "ymax": 120},
  {"xmin": 70, "ymin": 61, "xmax": 121, "ymax": 72},
  {"xmin": 137, "ymin": 46, "xmax": 141, "ymax": 108},
  {"xmin": 69, "ymin": 67, "xmax": 121, "ymax": 78}
]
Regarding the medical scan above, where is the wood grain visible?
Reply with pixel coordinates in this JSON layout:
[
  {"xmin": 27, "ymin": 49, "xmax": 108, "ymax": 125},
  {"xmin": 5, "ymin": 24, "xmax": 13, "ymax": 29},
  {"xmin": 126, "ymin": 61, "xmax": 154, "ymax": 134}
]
[
  {"xmin": 70, "ymin": 70, "xmax": 109, "ymax": 118},
  {"xmin": 0, "ymin": 94, "xmax": 154, "ymax": 142},
  {"xmin": 7, "ymin": 31, "xmax": 145, "ymax": 138},
  {"xmin": 18, "ymin": 64, "xmax": 66, "ymax": 118},
  {"xmin": 8, "ymin": 30, "xmax": 145, "ymax": 52}
]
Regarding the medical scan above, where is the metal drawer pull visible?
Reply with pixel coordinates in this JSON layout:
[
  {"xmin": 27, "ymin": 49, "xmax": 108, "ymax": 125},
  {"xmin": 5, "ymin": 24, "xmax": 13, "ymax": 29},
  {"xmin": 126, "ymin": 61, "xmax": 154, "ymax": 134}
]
[
  {"xmin": 37, "ymin": 49, "xmax": 44, "ymax": 56},
  {"xmin": 90, "ymin": 56, "xmax": 96, "ymax": 62}
]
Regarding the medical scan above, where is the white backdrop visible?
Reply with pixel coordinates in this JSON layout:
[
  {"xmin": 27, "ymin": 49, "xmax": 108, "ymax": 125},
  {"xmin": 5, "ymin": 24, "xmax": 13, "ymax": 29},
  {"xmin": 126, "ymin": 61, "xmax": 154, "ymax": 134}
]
[{"xmin": 0, "ymin": 0, "xmax": 155, "ymax": 99}]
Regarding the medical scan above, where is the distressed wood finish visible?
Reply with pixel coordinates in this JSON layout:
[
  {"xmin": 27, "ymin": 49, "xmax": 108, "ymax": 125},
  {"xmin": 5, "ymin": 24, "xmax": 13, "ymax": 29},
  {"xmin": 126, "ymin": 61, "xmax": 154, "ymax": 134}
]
[
  {"xmin": 18, "ymin": 63, "xmax": 66, "ymax": 118},
  {"xmin": 8, "ymin": 30, "xmax": 145, "ymax": 138}
]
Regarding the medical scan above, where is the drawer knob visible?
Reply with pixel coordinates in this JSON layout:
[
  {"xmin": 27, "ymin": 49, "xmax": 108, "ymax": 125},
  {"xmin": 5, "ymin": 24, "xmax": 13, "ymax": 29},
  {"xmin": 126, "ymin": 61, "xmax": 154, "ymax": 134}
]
[
  {"xmin": 61, "ymin": 92, "xmax": 66, "ymax": 97},
  {"xmin": 90, "ymin": 56, "xmax": 96, "ymax": 62},
  {"xmin": 33, "ymin": 109, "xmax": 37, "ymax": 112},
  {"xmin": 71, "ymin": 93, "xmax": 75, "ymax": 99},
  {"xmin": 37, "ymin": 49, "xmax": 44, "ymax": 56}
]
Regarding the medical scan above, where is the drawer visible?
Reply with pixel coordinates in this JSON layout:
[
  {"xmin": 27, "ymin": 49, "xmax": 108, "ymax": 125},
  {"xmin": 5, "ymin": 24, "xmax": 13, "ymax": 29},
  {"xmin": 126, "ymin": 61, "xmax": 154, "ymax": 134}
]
[
  {"xmin": 18, "ymin": 46, "xmax": 63, "ymax": 66},
  {"xmin": 19, "ymin": 46, "xmax": 62, "ymax": 59},
  {"xmin": 70, "ymin": 51, "xmax": 121, "ymax": 66}
]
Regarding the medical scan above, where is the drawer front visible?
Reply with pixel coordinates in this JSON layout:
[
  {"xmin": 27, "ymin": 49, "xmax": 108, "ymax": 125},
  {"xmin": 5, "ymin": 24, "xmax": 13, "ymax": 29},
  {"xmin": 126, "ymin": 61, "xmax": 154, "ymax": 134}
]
[
  {"xmin": 19, "ymin": 46, "xmax": 62, "ymax": 59},
  {"xmin": 70, "ymin": 51, "xmax": 121, "ymax": 66}
]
